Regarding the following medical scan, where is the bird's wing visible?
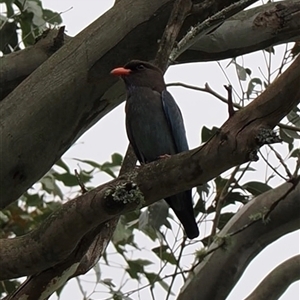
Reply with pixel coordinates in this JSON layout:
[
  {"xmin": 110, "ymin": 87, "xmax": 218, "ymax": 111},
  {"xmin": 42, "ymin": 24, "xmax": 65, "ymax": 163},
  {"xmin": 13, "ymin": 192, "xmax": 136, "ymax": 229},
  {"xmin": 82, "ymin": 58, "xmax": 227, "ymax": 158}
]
[
  {"xmin": 125, "ymin": 103, "xmax": 147, "ymax": 164},
  {"xmin": 161, "ymin": 90, "xmax": 189, "ymax": 152}
]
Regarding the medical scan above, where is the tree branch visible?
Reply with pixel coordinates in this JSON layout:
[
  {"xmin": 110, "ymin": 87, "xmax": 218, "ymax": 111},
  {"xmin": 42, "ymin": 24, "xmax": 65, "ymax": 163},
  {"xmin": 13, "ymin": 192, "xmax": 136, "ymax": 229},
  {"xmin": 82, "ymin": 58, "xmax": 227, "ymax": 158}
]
[
  {"xmin": 181, "ymin": 0, "xmax": 300, "ymax": 62},
  {"xmin": 177, "ymin": 179, "xmax": 300, "ymax": 300},
  {"xmin": 1, "ymin": 0, "xmax": 251, "ymax": 209},
  {"xmin": 2, "ymin": 1, "xmax": 299, "ymax": 101},
  {"xmin": 245, "ymin": 255, "xmax": 300, "ymax": 300},
  {"xmin": 0, "ymin": 28, "xmax": 71, "ymax": 101},
  {"xmin": 1, "ymin": 53, "xmax": 299, "ymax": 282},
  {"xmin": 154, "ymin": 0, "xmax": 192, "ymax": 70},
  {"xmin": 169, "ymin": 0, "xmax": 258, "ymax": 62}
]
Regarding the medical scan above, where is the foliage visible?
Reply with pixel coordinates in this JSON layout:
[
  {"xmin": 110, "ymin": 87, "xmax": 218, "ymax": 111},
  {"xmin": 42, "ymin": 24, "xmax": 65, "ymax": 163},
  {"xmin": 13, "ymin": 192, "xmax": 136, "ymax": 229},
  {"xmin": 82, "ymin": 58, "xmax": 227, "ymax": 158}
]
[{"xmin": 0, "ymin": 0, "xmax": 62, "ymax": 53}]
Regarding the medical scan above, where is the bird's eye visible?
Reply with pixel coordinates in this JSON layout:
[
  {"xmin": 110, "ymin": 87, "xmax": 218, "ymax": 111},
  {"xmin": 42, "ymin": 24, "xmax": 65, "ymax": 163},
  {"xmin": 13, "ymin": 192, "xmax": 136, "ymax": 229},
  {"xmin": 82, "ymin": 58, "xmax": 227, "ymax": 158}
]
[{"xmin": 136, "ymin": 64, "xmax": 145, "ymax": 70}]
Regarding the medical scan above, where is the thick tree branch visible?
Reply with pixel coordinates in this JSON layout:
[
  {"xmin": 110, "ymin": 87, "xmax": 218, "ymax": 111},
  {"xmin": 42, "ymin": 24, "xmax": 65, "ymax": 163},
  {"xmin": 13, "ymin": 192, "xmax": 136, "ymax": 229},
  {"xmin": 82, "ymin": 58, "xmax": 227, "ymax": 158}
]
[
  {"xmin": 0, "ymin": 28, "xmax": 71, "ymax": 101},
  {"xmin": 245, "ymin": 255, "xmax": 300, "ymax": 300},
  {"xmin": 170, "ymin": 0, "xmax": 258, "ymax": 62},
  {"xmin": 182, "ymin": 0, "xmax": 300, "ymax": 62},
  {"xmin": 0, "ymin": 0, "xmax": 250, "ymax": 209},
  {"xmin": 0, "ymin": 53, "xmax": 299, "ymax": 282},
  {"xmin": 177, "ymin": 178, "xmax": 300, "ymax": 300},
  {"xmin": 154, "ymin": 0, "xmax": 192, "ymax": 70},
  {"xmin": 1, "ymin": 0, "xmax": 299, "ymax": 101}
]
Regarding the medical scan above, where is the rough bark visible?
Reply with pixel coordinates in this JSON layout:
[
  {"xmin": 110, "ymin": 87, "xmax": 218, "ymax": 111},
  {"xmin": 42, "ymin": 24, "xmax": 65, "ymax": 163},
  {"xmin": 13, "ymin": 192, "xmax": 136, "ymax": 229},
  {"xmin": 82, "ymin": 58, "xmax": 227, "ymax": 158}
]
[
  {"xmin": 1, "ymin": 53, "xmax": 299, "ymax": 281},
  {"xmin": 177, "ymin": 178, "xmax": 300, "ymax": 300},
  {"xmin": 1, "ymin": 1, "xmax": 299, "ymax": 101},
  {"xmin": 0, "ymin": 27, "xmax": 71, "ymax": 100},
  {"xmin": 245, "ymin": 255, "xmax": 300, "ymax": 300},
  {"xmin": 183, "ymin": 0, "xmax": 300, "ymax": 62},
  {"xmin": 1, "ymin": 0, "xmax": 300, "ymax": 209}
]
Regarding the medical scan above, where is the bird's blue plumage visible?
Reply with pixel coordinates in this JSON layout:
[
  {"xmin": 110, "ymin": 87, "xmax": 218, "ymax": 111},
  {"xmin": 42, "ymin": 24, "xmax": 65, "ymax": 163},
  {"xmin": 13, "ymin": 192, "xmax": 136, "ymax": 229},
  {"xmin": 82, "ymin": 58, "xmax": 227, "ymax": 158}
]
[
  {"xmin": 111, "ymin": 60, "xmax": 199, "ymax": 239},
  {"xmin": 161, "ymin": 90, "xmax": 189, "ymax": 153}
]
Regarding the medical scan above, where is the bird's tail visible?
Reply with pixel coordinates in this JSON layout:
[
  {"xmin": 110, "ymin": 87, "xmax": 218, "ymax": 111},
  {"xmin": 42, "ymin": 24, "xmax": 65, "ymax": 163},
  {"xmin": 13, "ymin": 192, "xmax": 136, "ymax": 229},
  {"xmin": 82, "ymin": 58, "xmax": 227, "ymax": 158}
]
[{"xmin": 165, "ymin": 190, "xmax": 199, "ymax": 239}]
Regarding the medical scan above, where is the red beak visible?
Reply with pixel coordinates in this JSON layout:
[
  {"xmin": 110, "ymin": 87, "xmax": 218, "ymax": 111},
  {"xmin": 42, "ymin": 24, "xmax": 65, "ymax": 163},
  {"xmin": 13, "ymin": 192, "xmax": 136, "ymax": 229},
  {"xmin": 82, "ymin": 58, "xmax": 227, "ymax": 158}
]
[{"xmin": 110, "ymin": 67, "xmax": 131, "ymax": 76}]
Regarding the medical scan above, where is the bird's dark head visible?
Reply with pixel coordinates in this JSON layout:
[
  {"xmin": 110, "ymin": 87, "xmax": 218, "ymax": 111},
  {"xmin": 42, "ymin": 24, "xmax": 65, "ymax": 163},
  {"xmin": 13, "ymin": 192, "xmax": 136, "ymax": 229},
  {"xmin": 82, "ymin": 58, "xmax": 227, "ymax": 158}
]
[{"xmin": 110, "ymin": 60, "xmax": 165, "ymax": 92}]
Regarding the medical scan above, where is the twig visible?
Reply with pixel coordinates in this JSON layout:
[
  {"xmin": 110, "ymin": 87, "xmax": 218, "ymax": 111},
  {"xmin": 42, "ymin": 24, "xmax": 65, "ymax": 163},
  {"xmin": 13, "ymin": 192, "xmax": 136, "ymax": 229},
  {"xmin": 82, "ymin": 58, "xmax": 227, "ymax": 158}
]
[
  {"xmin": 167, "ymin": 82, "xmax": 300, "ymax": 132},
  {"xmin": 75, "ymin": 169, "xmax": 88, "ymax": 194},
  {"xmin": 268, "ymin": 145, "xmax": 293, "ymax": 179},
  {"xmin": 293, "ymin": 155, "xmax": 300, "ymax": 178},
  {"xmin": 210, "ymin": 166, "xmax": 240, "ymax": 240},
  {"xmin": 258, "ymin": 149, "xmax": 287, "ymax": 181},
  {"xmin": 224, "ymin": 85, "xmax": 235, "ymax": 117},
  {"xmin": 169, "ymin": 0, "xmax": 258, "ymax": 62},
  {"xmin": 154, "ymin": 0, "xmax": 192, "ymax": 71},
  {"xmin": 165, "ymin": 237, "xmax": 187, "ymax": 300},
  {"xmin": 263, "ymin": 176, "xmax": 300, "ymax": 221}
]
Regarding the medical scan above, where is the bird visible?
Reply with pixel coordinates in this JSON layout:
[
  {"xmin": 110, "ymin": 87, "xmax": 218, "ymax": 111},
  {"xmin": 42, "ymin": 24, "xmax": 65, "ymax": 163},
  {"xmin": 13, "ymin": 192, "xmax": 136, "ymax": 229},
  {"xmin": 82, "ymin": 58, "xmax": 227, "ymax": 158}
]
[{"xmin": 111, "ymin": 60, "xmax": 199, "ymax": 239}]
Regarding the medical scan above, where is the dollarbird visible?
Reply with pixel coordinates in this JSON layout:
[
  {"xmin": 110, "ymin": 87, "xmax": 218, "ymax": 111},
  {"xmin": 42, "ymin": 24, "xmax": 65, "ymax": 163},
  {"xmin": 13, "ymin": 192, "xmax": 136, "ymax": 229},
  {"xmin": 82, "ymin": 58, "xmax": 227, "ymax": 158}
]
[{"xmin": 111, "ymin": 60, "xmax": 199, "ymax": 239}]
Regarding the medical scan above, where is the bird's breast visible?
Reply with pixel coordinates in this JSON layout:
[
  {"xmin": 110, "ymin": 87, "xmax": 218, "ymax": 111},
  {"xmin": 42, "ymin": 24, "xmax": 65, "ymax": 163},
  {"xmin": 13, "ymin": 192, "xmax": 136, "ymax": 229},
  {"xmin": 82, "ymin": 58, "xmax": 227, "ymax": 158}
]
[{"xmin": 126, "ymin": 87, "xmax": 176, "ymax": 162}]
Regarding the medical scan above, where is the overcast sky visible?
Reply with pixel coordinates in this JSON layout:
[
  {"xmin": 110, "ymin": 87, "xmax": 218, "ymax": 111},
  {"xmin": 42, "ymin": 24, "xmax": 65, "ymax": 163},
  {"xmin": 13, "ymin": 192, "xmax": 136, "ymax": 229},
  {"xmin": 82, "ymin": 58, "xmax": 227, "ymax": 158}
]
[{"xmin": 35, "ymin": 1, "xmax": 300, "ymax": 299}]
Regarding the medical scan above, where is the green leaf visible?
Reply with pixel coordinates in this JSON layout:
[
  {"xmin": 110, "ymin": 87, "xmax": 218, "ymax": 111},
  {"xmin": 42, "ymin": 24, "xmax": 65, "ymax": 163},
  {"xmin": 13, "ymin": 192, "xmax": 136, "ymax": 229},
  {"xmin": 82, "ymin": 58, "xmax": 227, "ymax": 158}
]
[
  {"xmin": 93, "ymin": 263, "xmax": 101, "ymax": 283},
  {"xmin": 77, "ymin": 170, "xmax": 93, "ymax": 183},
  {"xmin": 201, "ymin": 126, "xmax": 219, "ymax": 143},
  {"xmin": 264, "ymin": 46, "xmax": 275, "ymax": 54},
  {"xmin": 42, "ymin": 9, "xmax": 62, "ymax": 24},
  {"xmin": 25, "ymin": 193, "xmax": 43, "ymax": 207},
  {"xmin": 235, "ymin": 63, "xmax": 247, "ymax": 81},
  {"xmin": 139, "ymin": 209, "xmax": 149, "ymax": 230},
  {"xmin": 282, "ymin": 128, "xmax": 300, "ymax": 139},
  {"xmin": 74, "ymin": 158, "xmax": 101, "ymax": 169},
  {"xmin": 0, "ymin": 279, "xmax": 21, "ymax": 295},
  {"xmin": 247, "ymin": 78, "xmax": 262, "ymax": 99},
  {"xmin": 55, "ymin": 159, "xmax": 70, "ymax": 172},
  {"xmin": 197, "ymin": 183, "xmax": 210, "ymax": 197},
  {"xmin": 131, "ymin": 259, "xmax": 153, "ymax": 267},
  {"xmin": 224, "ymin": 192, "xmax": 249, "ymax": 206},
  {"xmin": 280, "ymin": 128, "xmax": 293, "ymax": 143},
  {"xmin": 148, "ymin": 200, "xmax": 169, "ymax": 230},
  {"xmin": 126, "ymin": 260, "xmax": 143, "ymax": 280},
  {"xmin": 195, "ymin": 183, "xmax": 210, "ymax": 213},
  {"xmin": 40, "ymin": 174, "xmax": 56, "ymax": 192},
  {"xmin": 238, "ymin": 166, "xmax": 256, "ymax": 172},
  {"xmin": 111, "ymin": 153, "xmax": 123, "ymax": 166},
  {"xmin": 0, "ymin": 211, "xmax": 9, "ymax": 223},
  {"xmin": 101, "ymin": 278, "xmax": 115, "ymax": 288},
  {"xmin": 145, "ymin": 272, "xmax": 158, "ymax": 286},
  {"xmin": 215, "ymin": 176, "xmax": 228, "ymax": 193},
  {"xmin": 287, "ymin": 108, "xmax": 300, "ymax": 127},
  {"xmin": 290, "ymin": 148, "xmax": 300, "ymax": 158},
  {"xmin": 218, "ymin": 212, "xmax": 234, "ymax": 230},
  {"xmin": 112, "ymin": 216, "xmax": 133, "ymax": 245},
  {"xmin": 242, "ymin": 181, "xmax": 272, "ymax": 196},
  {"xmin": 45, "ymin": 201, "xmax": 62, "ymax": 212},
  {"xmin": 194, "ymin": 198, "xmax": 206, "ymax": 214},
  {"xmin": 158, "ymin": 279, "xmax": 173, "ymax": 294},
  {"xmin": 152, "ymin": 245, "xmax": 177, "ymax": 265},
  {"xmin": 18, "ymin": 13, "xmax": 36, "ymax": 46},
  {"xmin": 245, "ymin": 68, "xmax": 252, "ymax": 76},
  {"xmin": 0, "ymin": 20, "xmax": 19, "ymax": 53},
  {"xmin": 53, "ymin": 172, "xmax": 79, "ymax": 187}
]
